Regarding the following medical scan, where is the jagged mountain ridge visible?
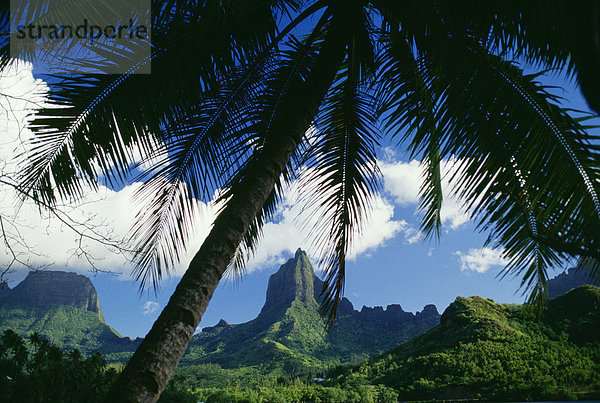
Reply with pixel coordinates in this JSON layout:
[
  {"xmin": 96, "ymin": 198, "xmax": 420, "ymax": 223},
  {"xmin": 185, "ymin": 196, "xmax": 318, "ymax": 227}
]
[
  {"xmin": 182, "ymin": 249, "xmax": 440, "ymax": 375},
  {"xmin": 255, "ymin": 249, "xmax": 440, "ymax": 329},
  {"xmin": 547, "ymin": 264, "xmax": 599, "ymax": 299}
]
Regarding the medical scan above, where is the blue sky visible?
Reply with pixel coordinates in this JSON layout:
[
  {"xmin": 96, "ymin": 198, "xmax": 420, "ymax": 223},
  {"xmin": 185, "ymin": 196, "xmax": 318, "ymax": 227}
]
[{"xmin": 0, "ymin": 58, "xmax": 595, "ymax": 339}]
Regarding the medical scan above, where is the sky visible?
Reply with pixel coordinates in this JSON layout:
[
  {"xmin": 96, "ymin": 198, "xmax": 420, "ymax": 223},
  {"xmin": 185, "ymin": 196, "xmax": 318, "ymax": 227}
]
[{"xmin": 0, "ymin": 59, "xmax": 594, "ymax": 339}]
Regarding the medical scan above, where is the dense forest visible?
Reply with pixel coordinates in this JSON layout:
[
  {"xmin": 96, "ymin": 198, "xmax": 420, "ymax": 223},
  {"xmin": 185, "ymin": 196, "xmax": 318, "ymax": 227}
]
[
  {"xmin": 0, "ymin": 329, "xmax": 397, "ymax": 402},
  {"xmin": 0, "ymin": 330, "xmax": 117, "ymax": 402}
]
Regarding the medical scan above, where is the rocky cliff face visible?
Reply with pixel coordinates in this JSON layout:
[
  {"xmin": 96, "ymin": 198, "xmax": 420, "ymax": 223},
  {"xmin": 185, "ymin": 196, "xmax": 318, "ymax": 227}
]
[
  {"xmin": 0, "ymin": 271, "xmax": 104, "ymax": 321},
  {"xmin": 354, "ymin": 303, "xmax": 440, "ymax": 329},
  {"xmin": 190, "ymin": 249, "xmax": 441, "ymax": 373},
  {"xmin": 255, "ymin": 248, "xmax": 440, "ymax": 329},
  {"xmin": 261, "ymin": 249, "xmax": 316, "ymax": 314}
]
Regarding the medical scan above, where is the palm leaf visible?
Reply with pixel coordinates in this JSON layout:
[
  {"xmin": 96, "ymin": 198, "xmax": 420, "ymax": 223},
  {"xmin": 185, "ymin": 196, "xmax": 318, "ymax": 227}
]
[
  {"xmin": 18, "ymin": 0, "xmax": 283, "ymax": 205},
  {"xmin": 226, "ymin": 25, "xmax": 329, "ymax": 277},
  {"xmin": 426, "ymin": 29, "xmax": 600, "ymax": 304},
  {"xmin": 377, "ymin": 14, "xmax": 600, "ymax": 306},
  {"xmin": 129, "ymin": 60, "xmax": 273, "ymax": 288},
  {"xmin": 301, "ymin": 6, "xmax": 380, "ymax": 322},
  {"xmin": 376, "ymin": 31, "xmax": 444, "ymax": 239}
]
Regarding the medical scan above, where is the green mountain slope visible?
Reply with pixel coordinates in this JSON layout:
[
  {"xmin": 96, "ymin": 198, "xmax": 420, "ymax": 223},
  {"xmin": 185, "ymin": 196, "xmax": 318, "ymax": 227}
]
[
  {"xmin": 0, "ymin": 271, "xmax": 140, "ymax": 356},
  {"xmin": 332, "ymin": 286, "xmax": 600, "ymax": 401},
  {"xmin": 177, "ymin": 249, "xmax": 440, "ymax": 386},
  {"xmin": 0, "ymin": 303, "xmax": 142, "ymax": 356},
  {"xmin": 0, "ymin": 303, "xmax": 122, "ymax": 352}
]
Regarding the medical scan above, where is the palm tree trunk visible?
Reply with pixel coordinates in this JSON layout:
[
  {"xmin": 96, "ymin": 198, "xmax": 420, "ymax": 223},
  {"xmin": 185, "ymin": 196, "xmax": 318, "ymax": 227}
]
[{"xmin": 104, "ymin": 19, "xmax": 347, "ymax": 403}]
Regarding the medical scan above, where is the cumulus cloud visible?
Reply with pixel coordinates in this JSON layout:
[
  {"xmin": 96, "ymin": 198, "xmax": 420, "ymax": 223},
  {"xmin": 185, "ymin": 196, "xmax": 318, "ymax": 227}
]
[
  {"xmin": 242, "ymin": 172, "xmax": 405, "ymax": 272},
  {"xmin": 7, "ymin": 65, "xmax": 483, "ymax": 282},
  {"xmin": 380, "ymin": 158, "xmax": 471, "ymax": 230},
  {"xmin": 455, "ymin": 247, "xmax": 507, "ymax": 273},
  {"xmin": 0, "ymin": 63, "xmax": 406, "ymax": 280},
  {"xmin": 380, "ymin": 159, "xmax": 422, "ymax": 205},
  {"xmin": 0, "ymin": 178, "xmax": 219, "ymax": 278},
  {"xmin": 0, "ymin": 62, "xmax": 220, "ymax": 279},
  {"xmin": 0, "ymin": 61, "xmax": 49, "ymax": 174},
  {"xmin": 142, "ymin": 301, "xmax": 160, "ymax": 315}
]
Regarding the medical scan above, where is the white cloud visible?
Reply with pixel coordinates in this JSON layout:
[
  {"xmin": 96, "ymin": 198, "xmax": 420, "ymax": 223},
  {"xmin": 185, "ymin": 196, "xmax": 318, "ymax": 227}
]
[
  {"xmin": 380, "ymin": 159, "xmax": 421, "ymax": 205},
  {"xmin": 380, "ymin": 158, "xmax": 470, "ymax": 230},
  {"xmin": 455, "ymin": 247, "xmax": 507, "ymax": 273},
  {"xmin": 0, "ymin": 62, "xmax": 220, "ymax": 279},
  {"xmin": 241, "ymin": 172, "xmax": 405, "ymax": 272},
  {"xmin": 0, "ymin": 63, "xmax": 432, "ymax": 281},
  {"xmin": 142, "ymin": 301, "xmax": 160, "ymax": 315},
  {"xmin": 402, "ymin": 225, "xmax": 423, "ymax": 244},
  {"xmin": 0, "ymin": 61, "xmax": 49, "ymax": 174},
  {"xmin": 0, "ymin": 63, "xmax": 403, "ymax": 281},
  {"xmin": 0, "ymin": 178, "xmax": 220, "ymax": 278}
]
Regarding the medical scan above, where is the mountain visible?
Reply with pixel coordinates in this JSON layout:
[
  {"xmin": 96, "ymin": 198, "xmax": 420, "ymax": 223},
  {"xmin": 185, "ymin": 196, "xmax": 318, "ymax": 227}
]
[
  {"xmin": 0, "ymin": 250, "xmax": 440, "ymax": 383},
  {"xmin": 547, "ymin": 264, "xmax": 599, "ymax": 299},
  {"xmin": 331, "ymin": 286, "xmax": 600, "ymax": 401},
  {"xmin": 0, "ymin": 270, "xmax": 104, "ymax": 319},
  {"xmin": 178, "ymin": 249, "xmax": 440, "ymax": 385},
  {"xmin": 0, "ymin": 271, "xmax": 140, "ymax": 355}
]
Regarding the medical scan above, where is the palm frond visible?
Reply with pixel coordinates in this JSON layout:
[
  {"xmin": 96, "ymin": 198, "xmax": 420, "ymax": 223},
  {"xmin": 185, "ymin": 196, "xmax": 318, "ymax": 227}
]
[
  {"xmin": 226, "ymin": 30, "xmax": 327, "ymax": 277},
  {"xmin": 302, "ymin": 20, "xmax": 380, "ymax": 322},
  {"xmin": 423, "ymin": 29, "xmax": 600, "ymax": 303},
  {"xmin": 18, "ymin": 0, "xmax": 283, "ymax": 205},
  {"xmin": 377, "ymin": 15, "xmax": 600, "ymax": 305},
  {"xmin": 375, "ymin": 0, "xmax": 574, "ymax": 72},
  {"xmin": 129, "ymin": 60, "xmax": 273, "ymax": 289},
  {"xmin": 376, "ymin": 31, "xmax": 444, "ymax": 238}
]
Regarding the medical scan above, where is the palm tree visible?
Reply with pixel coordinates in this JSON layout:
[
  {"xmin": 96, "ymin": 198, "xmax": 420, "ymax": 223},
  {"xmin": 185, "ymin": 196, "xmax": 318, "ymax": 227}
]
[
  {"xmin": 2, "ymin": 0, "xmax": 600, "ymax": 401},
  {"xmin": 28, "ymin": 332, "xmax": 42, "ymax": 354}
]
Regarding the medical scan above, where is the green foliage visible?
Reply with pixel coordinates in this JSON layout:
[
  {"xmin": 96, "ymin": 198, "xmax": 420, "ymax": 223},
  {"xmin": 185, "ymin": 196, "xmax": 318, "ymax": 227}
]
[
  {"xmin": 1, "ymin": 287, "xmax": 599, "ymax": 401},
  {"xmin": 0, "ymin": 330, "xmax": 117, "ymax": 402},
  {"xmin": 0, "ymin": 256, "xmax": 433, "ymax": 386},
  {"xmin": 331, "ymin": 286, "xmax": 600, "ymax": 401},
  {"xmin": 0, "ymin": 303, "xmax": 138, "ymax": 355},
  {"xmin": 11, "ymin": 0, "xmax": 600, "ymax": 315},
  {"xmin": 159, "ymin": 379, "xmax": 398, "ymax": 403}
]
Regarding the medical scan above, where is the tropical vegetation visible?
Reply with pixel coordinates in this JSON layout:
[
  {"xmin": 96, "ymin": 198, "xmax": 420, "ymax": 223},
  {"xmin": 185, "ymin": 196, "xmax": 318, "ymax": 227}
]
[
  {"xmin": 0, "ymin": 329, "xmax": 118, "ymax": 402},
  {"xmin": 0, "ymin": 303, "xmax": 133, "ymax": 353},
  {"xmin": 2, "ymin": 0, "xmax": 600, "ymax": 400},
  {"xmin": 0, "ymin": 254, "xmax": 437, "ymax": 386},
  {"xmin": 329, "ymin": 285, "xmax": 600, "ymax": 401}
]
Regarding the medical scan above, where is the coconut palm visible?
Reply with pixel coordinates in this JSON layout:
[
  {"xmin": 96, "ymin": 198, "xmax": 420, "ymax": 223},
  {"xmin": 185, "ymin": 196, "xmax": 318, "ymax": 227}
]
[{"xmin": 2, "ymin": 0, "xmax": 600, "ymax": 401}]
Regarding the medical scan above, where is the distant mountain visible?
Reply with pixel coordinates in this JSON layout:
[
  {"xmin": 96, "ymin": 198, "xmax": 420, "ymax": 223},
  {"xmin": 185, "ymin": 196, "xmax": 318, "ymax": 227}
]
[
  {"xmin": 0, "ymin": 271, "xmax": 140, "ymax": 355},
  {"xmin": 547, "ymin": 264, "xmax": 599, "ymax": 299},
  {"xmin": 0, "ymin": 270, "xmax": 104, "ymax": 318},
  {"xmin": 0, "ymin": 251, "xmax": 440, "ymax": 382},
  {"xmin": 179, "ymin": 249, "xmax": 440, "ymax": 384},
  {"xmin": 332, "ymin": 286, "xmax": 600, "ymax": 401}
]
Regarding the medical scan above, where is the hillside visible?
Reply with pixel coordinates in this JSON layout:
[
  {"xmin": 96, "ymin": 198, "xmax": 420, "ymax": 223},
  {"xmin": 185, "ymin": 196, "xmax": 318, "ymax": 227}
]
[
  {"xmin": 331, "ymin": 286, "xmax": 600, "ymax": 401},
  {"xmin": 176, "ymin": 249, "xmax": 440, "ymax": 386},
  {"xmin": 0, "ymin": 271, "xmax": 140, "ymax": 355}
]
